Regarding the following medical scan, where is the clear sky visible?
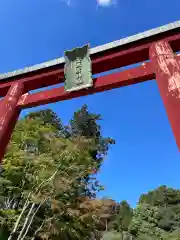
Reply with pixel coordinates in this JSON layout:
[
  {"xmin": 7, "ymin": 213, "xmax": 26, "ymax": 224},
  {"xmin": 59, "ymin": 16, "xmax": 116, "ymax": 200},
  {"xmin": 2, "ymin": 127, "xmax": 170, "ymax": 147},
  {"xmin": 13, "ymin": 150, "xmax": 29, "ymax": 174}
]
[{"xmin": 0, "ymin": 0, "xmax": 180, "ymax": 207}]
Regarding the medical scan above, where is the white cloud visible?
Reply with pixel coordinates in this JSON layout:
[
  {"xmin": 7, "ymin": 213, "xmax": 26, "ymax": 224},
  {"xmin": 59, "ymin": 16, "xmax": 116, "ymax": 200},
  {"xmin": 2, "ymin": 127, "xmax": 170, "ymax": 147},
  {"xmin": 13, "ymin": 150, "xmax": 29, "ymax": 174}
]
[
  {"xmin": 97, "ymin": 0, "xmax": 117, "ymax": 7},
  {"xmin": 61, "ymin": 0, "xmax": 72, "ymax": 6},
  {"xmin": 97, "ymin": 0, "xmax": 113, "ymax": 6},
  {"xmin": 65, "ymin": 0, "xmax": 71, "ymax": 5},
  {"xmin": 62, "ymin": 0, "xmax": 116, "ymax": 8}
]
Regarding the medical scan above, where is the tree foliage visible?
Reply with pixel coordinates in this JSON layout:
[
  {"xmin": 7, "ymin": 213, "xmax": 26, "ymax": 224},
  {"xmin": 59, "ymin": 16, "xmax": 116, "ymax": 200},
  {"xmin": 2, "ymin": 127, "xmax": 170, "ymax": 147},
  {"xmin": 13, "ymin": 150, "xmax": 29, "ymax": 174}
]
[
  {"xmin": 0, "ymin": 105, "xmax": 114, "ymax": 240},
  {"xmin": 102, "ymin": 187, "xmax": 180, "ymax": 240},
  {"xmin": 129, "ymin": 186, "xmax": 180, "ymax": 240},
  {"xmin": 1, "ymin": 105, "xmax": 180, "ymax": 240}
]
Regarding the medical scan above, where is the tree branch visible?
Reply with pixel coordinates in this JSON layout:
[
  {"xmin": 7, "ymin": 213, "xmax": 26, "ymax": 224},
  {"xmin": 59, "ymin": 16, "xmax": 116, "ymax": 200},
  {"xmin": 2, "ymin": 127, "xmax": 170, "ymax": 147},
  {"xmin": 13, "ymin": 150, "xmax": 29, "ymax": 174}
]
[
  {"xmin": 21, "ymin": 198, "xmax": 46, "ymax": 240},
  {"xmin": 17, "ymin": 202, "xmax": 36, "ymax": 240},
  {"xmin": 7, "ymin": 192, "xmax": 31, "ymax": 240}
]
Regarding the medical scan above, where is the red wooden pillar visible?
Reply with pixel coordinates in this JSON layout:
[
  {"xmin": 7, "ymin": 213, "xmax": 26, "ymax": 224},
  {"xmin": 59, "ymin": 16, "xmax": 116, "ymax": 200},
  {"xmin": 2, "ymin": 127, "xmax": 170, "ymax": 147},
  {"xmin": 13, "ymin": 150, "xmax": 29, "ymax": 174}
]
[
  {"xmin": 0, "ymin": 82, "xmax": 24, "ymax": 162},
  {"xmin": 149, "ymin": 40, "xmax": 180, "ymax": 150}
]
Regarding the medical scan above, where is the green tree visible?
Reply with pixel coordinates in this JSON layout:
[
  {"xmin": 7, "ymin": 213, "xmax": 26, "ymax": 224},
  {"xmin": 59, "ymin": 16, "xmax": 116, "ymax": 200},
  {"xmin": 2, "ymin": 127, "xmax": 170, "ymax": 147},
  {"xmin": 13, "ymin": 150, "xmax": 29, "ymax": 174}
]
[
  {"xmin": 70, "ymin": 104, "xmax": 115, "ymax": 199},
  {"xmin": 0, "ymin": 106, "xmax": 113, "ymax": 240},
  {"xmin": 109, "ymin": 201, "xmax": 133, "ymax": 240},
  {"xmin": 129, "ymin": 186, "xmax": 180, "ymax": 240}
]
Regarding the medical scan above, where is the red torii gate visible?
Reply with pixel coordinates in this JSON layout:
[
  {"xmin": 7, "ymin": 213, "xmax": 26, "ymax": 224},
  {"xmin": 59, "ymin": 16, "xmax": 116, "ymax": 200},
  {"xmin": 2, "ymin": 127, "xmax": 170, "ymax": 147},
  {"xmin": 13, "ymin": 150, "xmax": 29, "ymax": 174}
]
[{"xmin": 0, "ymin": 21, "xmax": 180, "ymax": 161}]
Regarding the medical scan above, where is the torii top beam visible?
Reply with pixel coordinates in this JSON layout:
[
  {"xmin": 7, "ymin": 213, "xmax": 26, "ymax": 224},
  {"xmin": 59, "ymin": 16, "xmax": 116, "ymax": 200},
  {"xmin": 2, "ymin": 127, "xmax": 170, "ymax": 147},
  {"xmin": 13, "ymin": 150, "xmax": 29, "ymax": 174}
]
[{"xmin": 0, "ymin": 20, "xmax": 180, "ymax": 98}]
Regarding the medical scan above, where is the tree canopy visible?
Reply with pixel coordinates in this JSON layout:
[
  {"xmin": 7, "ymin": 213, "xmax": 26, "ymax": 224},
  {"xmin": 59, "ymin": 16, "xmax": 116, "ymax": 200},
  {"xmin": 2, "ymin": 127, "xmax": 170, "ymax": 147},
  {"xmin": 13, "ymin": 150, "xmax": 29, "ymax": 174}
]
[{"xmin": 0, "ymin": 105, "xmax": 179, "ymax": 240}]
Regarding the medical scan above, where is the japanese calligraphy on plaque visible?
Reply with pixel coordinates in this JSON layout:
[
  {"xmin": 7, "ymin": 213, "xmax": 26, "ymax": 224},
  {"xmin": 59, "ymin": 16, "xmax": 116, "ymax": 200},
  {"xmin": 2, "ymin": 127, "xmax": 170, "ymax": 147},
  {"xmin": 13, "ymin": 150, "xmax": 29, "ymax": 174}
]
[{"xmin": 64, "ymin": 44, "xmax": 93, "ymax": 92}]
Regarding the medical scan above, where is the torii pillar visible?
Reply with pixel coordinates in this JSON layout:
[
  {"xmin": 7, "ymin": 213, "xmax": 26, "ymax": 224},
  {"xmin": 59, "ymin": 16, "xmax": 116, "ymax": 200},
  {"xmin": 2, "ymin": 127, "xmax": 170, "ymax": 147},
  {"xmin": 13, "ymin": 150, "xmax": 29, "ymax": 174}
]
[
  {"xmin": 150, "ymin": 40, "xmax": 180, "ymax": 149},
  {"xmin": 0, "ymin": 82, "xmax": 24, "ymax": 160}
]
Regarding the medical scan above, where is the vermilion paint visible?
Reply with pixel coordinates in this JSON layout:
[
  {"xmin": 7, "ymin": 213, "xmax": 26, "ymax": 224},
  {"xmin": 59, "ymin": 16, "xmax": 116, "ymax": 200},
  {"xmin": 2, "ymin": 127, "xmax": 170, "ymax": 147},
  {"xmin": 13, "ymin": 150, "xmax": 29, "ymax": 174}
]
[{"xmin": 0, "ymin": 31, "xmax": 180, "ymax": 162}]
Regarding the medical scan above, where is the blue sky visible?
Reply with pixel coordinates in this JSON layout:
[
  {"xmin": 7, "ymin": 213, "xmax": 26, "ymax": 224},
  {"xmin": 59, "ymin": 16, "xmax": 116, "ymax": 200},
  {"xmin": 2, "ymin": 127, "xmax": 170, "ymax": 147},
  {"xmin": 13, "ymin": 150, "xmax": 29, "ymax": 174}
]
[{"xmin": 0, "ymin": 0, "xmax": 180, "ymax": 207}]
